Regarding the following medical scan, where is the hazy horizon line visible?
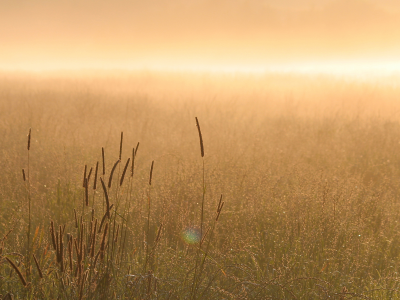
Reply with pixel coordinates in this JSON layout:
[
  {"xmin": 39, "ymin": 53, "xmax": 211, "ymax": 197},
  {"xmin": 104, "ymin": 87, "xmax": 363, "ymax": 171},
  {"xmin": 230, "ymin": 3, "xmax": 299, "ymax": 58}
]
[{"xmin": 2, "ymin": 61, "xmax": 400, "ymax": 76}]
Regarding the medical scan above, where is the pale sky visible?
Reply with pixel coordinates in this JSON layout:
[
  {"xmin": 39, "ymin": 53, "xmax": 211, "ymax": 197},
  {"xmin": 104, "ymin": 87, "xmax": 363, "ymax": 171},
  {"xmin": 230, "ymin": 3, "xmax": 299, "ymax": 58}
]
[
  {"xmin": 1, "ymin": 0, "xmax": 400, "ymax": 73},
  {"xmin": 266, "ymin": 0, "xmax": 400, "ymax": 10}
]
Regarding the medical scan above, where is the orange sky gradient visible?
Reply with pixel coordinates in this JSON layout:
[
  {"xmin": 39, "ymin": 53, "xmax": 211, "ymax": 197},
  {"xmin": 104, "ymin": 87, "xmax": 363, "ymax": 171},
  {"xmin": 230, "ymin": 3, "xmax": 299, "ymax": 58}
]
[{"xmin": 1, "ymin": 0, "xmax": 400, "ymax": 74}]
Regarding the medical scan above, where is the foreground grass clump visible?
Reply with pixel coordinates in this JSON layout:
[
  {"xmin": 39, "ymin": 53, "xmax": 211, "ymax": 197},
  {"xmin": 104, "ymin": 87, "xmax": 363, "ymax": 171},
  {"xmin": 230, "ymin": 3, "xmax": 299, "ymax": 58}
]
[{"xmin": 1, "ymin": 71, "xmax": 400, "ymax": 299}]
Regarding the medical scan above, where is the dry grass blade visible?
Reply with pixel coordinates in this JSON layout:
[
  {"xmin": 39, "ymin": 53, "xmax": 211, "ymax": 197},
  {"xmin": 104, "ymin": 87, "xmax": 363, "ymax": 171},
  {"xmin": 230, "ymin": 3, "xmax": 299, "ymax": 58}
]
[
  {"xmin": 74, "ymin": 239, "xmax": 80, "ymax": 265},
  {"xmin": 217, "ymin": 194, "xmax": 223, "ymax": 211},
  {"xmin": 90, "ymin": 220, "xmax": 97, "ymax": 258},
  {"xmin": 131, "ymin": 147, "xmax": 135, "ymax": 177},
  {"xmin": 100, "ymin": 177, "xmax": 110, "ymax": 219},
  {"xmin": 93, "ymin": 249, "xmax": 101, "ymax": 270},
  {"xmin": 59, "ymin": 225, "xmax": 64, "ymax": 272},
  {"xmin": 120, "ymin": 157, "xmax": 130, "ymax": 186},
  {"xmin": 27, "ymin": 128, "xmax": 31, "ymax": 151},
  {"xmin": 1, "ymin": 229, "xmax": 13, "ymax": 243},
  {"xmin": 108, "ymin": 159, "xmax": 120, "ymax": 188},
  {"xmin": 114, "ymin": 224, "xmax": 120, "ymax": 243},
  {"xmin": 55, "ymin": 231, "xmax": 60, "ymax": 262},
  {"xmin": 93, "ymin": 161, "xmax": 99, "ymax": 190},
  {"xmin": 74, "ymin": 238, "xmax": 82, "ymax": 278},
  {"xmin": 102, "ymin": 147, "xmax": 106, "ymax": 175},
  {"xmin": 5, "ymin": 257, "xmax": 27, "ymax": 287},
  {"xmin": 135, "ymin": 142, "xmax": 140, "ymax": 155},
  {"xmin": 147, "ymin": 270, "xmax": 153, "ymax": 295},
  {"xmin": 119, "ymin": 131, "xmax": 123, "ymax": 160},
  {"xmin": 100, "ymin": 223, "xmax": 109, "ymax": 260},
  {"xmin": 195, "ymin": 117, "xmax": 204, "ymax": 157},
  {"xmin": 74, "ymin": 209, "xmax": 78, "ymax": 228},
  {"xmin": 87, "ymin": 167, "xmax": 93, "ymax": 185},
  {"xmin": 155, "ymin": 223, "xmax": 163, "ymax": 243},
  {"xmin": 68, "ymin": 237, "xmax": 73, "ymax": 271},
  {"xmin": 149, "ymin": 161, "xmax": 154, "ymax": 185},
  {"xmin": 88, "ymin": 220, "xmax": 93, "ymax": 247},
  {"xmin": 84, "ymin": 178, "xmax": 89, "ymax": 206},
  {"xmin": 216, "ymin": 194, "xmax": 224, "ymax": 221},
  {"xmin": 83, "ymin": 165, "xmax": 87, "ymax": 188},
  {"xmin": 79, "ymin": 223, "xmax": 84, "ymax": 266},
  {"xmin": 200, "ymin": 227, "xmax": 210, "ymax": 246},
  {"xmin": 216, "ymin": 202, "xmax": 224, "ymax": 221},
  {"xmin": 78, "ymin": 271, "xmax": 88, "ymax": 300},
  {"xmin": 33, "ymin": 254, "xmax": 43, "ymax": 278},
  {"xmin": 98, "ymin": 204, "xmax": 114, "ymax": 232},
  {"xmin": 50, "ymin": 221, "xmax": 57, "ymax": 251}
]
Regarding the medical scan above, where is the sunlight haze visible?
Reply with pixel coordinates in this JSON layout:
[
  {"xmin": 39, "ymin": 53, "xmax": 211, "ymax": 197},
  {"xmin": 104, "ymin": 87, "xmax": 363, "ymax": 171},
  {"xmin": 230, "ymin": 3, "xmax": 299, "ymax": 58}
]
[{"xmin": 1, "ymin": 0, "xmax": 400, "ymax": 74}]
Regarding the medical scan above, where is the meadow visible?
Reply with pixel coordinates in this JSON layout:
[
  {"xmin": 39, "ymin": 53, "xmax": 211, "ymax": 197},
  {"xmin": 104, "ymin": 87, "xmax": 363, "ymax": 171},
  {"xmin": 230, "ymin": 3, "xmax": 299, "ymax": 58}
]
[{"xmin": 1, "ymin": 71, "xmax": 400, "ymax": 299}]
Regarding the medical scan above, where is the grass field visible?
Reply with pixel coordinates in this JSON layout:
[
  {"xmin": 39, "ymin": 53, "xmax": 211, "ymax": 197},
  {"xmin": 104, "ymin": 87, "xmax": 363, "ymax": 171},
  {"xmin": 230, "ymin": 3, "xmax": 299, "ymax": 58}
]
[{"xmin": 1, "ymin": 71, "xmax": 400, "ymax": 299}]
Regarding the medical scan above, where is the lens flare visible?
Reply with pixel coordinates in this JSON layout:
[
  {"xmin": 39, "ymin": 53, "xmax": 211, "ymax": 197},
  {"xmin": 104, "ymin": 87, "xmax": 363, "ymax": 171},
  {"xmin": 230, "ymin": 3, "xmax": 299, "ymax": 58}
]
[{"xmin": 181, "ymin": 227, "xmax": 201, "ymax": 244}]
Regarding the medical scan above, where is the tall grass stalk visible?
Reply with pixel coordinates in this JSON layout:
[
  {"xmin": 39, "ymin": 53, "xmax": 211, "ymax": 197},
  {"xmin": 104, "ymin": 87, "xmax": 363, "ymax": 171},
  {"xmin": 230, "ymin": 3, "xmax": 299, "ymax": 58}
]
[
  {"xmin": 143, "ymin": 160, "xmax": 154, "ymax": 272},
  {"xmin": 101, "ymin": 147, "xmax": 106, "ymax": 215},
  {"xmin": 191, "ymin": 117, "xmax": 206, "ymax": 299},
  {"xmin": 196, "ymin": 195, "xmax": 225, "ymax": 298},
  {"xmin": 26, "ymin": 128, "xmax": 32, "ymax": 280},
  {"xmin": 92, "ymin": 161, "xmax": 99, "ymax": 209},
  {"xmin": 107, "ymin": 132, "xmax": 124, "ymax": 262},
  {"xmin": 120, "ymin": 144, "xmax": 139, "ymax": 265},
  {"xmin": 195, "ymin": 117, "xmax": 205, "ymax": 238}
]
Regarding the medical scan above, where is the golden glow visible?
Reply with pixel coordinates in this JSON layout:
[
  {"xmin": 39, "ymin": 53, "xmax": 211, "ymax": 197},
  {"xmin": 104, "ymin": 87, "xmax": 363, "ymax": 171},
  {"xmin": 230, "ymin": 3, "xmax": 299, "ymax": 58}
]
[
  {"xmin": 1, "ymin": 0, "xmax": 400, "ymax": 74},
  {"xmin": 2, "ymin": 61, "xmax": 400, "ymax": 79}
]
